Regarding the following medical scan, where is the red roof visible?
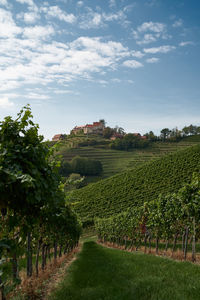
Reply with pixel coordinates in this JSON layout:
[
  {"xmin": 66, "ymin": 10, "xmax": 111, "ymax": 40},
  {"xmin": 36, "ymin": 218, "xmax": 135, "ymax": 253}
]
[
  {"xmin": 133, "ymin": 133, "xmax": 141, "ymax": 136},
  {"xmin": 73, "ymin": 121, "xmax": 103, "ymax": 130},
  {"xmin": 53, "ymin": 134, "xmax": 62, "ymax": 138},
  {"xmin": 52, "ymin": 134, "xmax": 64, "ymax": 141}
]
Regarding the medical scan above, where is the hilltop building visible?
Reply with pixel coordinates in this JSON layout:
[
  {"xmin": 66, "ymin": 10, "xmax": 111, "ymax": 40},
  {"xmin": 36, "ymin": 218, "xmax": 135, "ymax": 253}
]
[
  {"xmin": 52, "ymin": 134, "xmax": 65, "ymax": 141},
  {"xmin": 71, "ymin": 121, "xmax": 105, "ymax": 135},
  {"xmin": 110, "ymin": 133, "xmax": 124, "ymax": 141}
]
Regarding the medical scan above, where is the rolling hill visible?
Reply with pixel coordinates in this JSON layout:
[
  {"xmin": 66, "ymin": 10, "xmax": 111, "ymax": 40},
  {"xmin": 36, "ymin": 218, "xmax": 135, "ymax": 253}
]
[
  {"xmin": 67, "ymin": 145, "xmax": 200, "ymax": 224},
  {"xmin": 58, "ymin": 135, "xmax": 200, "ymax": 178}
]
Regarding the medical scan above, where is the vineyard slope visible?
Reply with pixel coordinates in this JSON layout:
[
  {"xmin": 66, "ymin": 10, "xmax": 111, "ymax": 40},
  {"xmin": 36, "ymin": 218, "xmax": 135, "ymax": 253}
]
[{"xmin": 68, "ymin": 145, "xmax": 200, "ymax": 223}]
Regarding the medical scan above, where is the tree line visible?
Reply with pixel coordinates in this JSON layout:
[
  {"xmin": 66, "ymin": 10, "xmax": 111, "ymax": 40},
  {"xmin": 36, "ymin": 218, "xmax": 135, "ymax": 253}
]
[
  {"xmin": 0, "ymin": 106, "xmax": 81, "ymax": 299},
  {"xmin": 103, "ymin": 123, "xmax": 200, "ymax": 143}
]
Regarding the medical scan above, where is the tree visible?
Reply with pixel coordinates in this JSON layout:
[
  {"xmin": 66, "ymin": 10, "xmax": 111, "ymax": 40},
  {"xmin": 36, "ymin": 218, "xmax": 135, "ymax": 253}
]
[
  {"xmin": 182, "ymin": 126, "xmax": 190, "ymax": 136},
  {"xmin": 71, "ymin": 156, "xmax": 103, "ymax": 176},
  {"xmin": 160, "ymin": 128, "xmax": 171, "ymax": 141},
  {"xmin": 103, "ymin": 127, "xmax": 114, "ymax": 139},
  {"xmin": 114, "ymin": 126, "xmax": 125, "ymax": 135},
  {"xmin": 59, "ymin": 160, "xmax": 72, "ymax": 177},
  {"xmin": 99, "ymin": 119, "xmax": 106, "ymax": 127},
  {"xmin": 169, "ymin": 127, "xmax": 182, "ymax": 141},
  {"xmin": 0, "ymin": 105, "xmax": 62, "ymax": 277},
  {"xmin": 0, "ymin": 106, "xmax": 81, "ymax": 295},
  {"xmin": 144, "ymin": 131, "xmax": 157, "ymax": 141}
]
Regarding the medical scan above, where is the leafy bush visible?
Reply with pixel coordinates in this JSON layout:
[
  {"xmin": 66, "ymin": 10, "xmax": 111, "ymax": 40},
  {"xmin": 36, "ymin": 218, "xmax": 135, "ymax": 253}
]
[
  {"xmin": 71, "ymin": 156, "xmax": 102, "ymax": 176},
  {"xmin": 59, "ymin": 161, "xmax": 72, "ymax": 177},
  {"xmin": 110, "ymin": 134, "xmax": 150, "ymax": 151}
]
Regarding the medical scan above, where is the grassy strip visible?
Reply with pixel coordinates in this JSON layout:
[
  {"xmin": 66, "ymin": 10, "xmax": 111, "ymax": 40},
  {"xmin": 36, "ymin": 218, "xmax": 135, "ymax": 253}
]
[{"xmin": 49, "ymin": 241, "xmax": 200, "ymax": 300}]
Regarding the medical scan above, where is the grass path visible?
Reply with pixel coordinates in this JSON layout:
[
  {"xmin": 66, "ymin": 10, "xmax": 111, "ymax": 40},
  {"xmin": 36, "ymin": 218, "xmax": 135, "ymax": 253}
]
[{"xmin": 49, "ymin": 241, "xmax": 200, "ymax": 300}]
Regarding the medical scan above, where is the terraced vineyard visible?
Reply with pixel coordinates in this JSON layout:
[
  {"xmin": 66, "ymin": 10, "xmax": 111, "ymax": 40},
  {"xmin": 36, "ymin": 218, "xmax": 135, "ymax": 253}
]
[
  {"xmin": 68, "ymin": 145, "xmax": 200, "ymax": 223},
  {"xmin": 59, "ymin": 138, "xmax": 200, "ymax": 178}
]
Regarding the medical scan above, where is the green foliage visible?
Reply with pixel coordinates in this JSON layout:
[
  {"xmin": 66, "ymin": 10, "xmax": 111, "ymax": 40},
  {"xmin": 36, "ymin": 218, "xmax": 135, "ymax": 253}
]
[
  {"xmin": 0, "ymin": 106, "xmax": 81, "ymax": 296},
  {"xmin": 68, "ymin": 145, "xmax": 200, "ymax": 223},
  {"xmin": 103, "ymin": 127, "xmax": 114, "ymax": 139},
  {"xmin": 95, "ymin": 173, "xmax": 200, "ymax": 261},
  {"xmin": 182, "ymin": 125, "xmax": 200, "ymax": 136},
  {"xmin": 71, "ymin": 156, "xmax": 102, "ymax": 176},
  {"xmin": 59, "ymin": 161, "xmax": 72, "ymax": 177},
  {"xmin": 110, "ymin": 133, "xmax": 150, "ymax": 151},
  {"xmin": 63, "ymin": 173, "xmax": 86, "ymax": 192}
]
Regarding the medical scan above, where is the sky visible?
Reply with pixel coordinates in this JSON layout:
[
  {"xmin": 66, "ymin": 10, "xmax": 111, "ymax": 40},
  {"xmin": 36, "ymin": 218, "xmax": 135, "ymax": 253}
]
[{"xmin": 0, "ymin": 0, "xmax": 199, "ymax": 140}]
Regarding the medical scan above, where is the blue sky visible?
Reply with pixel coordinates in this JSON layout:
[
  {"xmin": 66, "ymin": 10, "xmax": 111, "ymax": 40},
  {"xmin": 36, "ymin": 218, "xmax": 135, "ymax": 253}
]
[{"xmin": 0, "ymin": 0, "xmax": 199, "ymax": 140}]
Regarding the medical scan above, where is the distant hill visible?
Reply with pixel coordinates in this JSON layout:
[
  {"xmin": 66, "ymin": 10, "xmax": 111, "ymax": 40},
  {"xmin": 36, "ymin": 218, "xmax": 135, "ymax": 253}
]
[
  {"xmin": 68, "ymin": 145, "xmax": 200, "ymax": 224},
  {"xmin": 57, "ymin": 134, "xmax": 200, "ymax": 178}
]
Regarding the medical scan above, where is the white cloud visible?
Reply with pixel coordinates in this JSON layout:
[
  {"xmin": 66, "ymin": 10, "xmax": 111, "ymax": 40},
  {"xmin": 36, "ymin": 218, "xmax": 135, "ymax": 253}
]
[
  {"xmin": 17, "ymin": 11, "xmax": 40, "ymax": 23},
  {"xmin": 79, "ymin": 10, "xmax": 103, "ymax": 29},
  {"xmin": 80, "ymin": 8, "xmax": 127, "ymax": 29},
  {"xmin": 136, "ymin": 33, "xmax": 157, "ymax": 45},
  {"xmin": 15, "ymin": 0, "xmax": 34, "ymax": 6},
  {"xmin": 53, "ymin": 89, "xmax": 77, "ymax": 95},
  {"xmin": 133, "ymin": 21, "xmax": 168, "ymax": 45},
  {"xmin": 138, "ymin": 22, "xmax": 166, "ymax": 33},
  {"xmin": 103, "ymin": 11, "xmax": 125, "ymax": 22},
  {"xmin": 0, "ymin": 35, "xmax": 131, "ymax": 92},
  {"xmin": 0, "ymin": 81, "xmax": 21, "ymax": 91},
  {"xmin": 23, "ymin": 25, "xmax": 55, "ymax": 40},
  {"xmin": 0, "ymin": 97, "xmax": 14, "ymax": 108},
  {"xmin": 127, "ymin": 79, "xmax": 134, "ymax": 84},
  {"xmin": 123, "ymin": 4, "xmax": 135, "ymax": 13},
  {"xmin": 109, "ymin": 0, "xmax": 116, "ymax": 8},
  {"xmin": 42, "ymin": 5, "xmax": 76, "ymax": 23},
  {"xmin": 131, "ymin": 50, "xmax": 145, "ymax": 58},
  {"xmin": 123, "ymin": 60, "xmax": 143, "ymax": 69},
  {"xmin": 172, "ymin": 19, "xmax": 183, "ymax": 28},
  {"xmin": 0, "ymin": 8, "xmax": 22, "ymax": 38},
  {"xmin": 77, "ymin": 1, "xmax": 83, "ymax": 7},
  {"xmin": 70, "ymin": 37, "xmax": 129, "ymax": 58},
  {"xmin": 26, "ymin": 92, "xmax": 50, "ymax": 99},
  {"xmin": 111, "ymin": 78, "xmax": 121, "ymax": 83},
  {"xmin": 143, "ymin": 45, "xmax": 176, "ymax": 54},
  {"xmin": 179, "ymin": 41, "xmax": 194, "ymax": 47},
  {"xmin": 15, "ymin": 0, "xmax": 38, "ymax": 12},
  {"xmin": 146, "ymin": 57, "xmax": 159, "ymax": 63},
  {"xmin": 0, "ymin": 92, "xmax": 20, "ymax": 98},
  {"xmin": 0, "ymin": 0, "xmax": 9, "ymax": 7}
]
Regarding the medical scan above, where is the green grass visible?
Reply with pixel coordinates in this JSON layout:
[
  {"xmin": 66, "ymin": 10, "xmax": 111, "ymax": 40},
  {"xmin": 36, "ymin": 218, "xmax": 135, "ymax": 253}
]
[{"xmin": 49, "ymin": 241, "xmax": 200, "ymax": 300}]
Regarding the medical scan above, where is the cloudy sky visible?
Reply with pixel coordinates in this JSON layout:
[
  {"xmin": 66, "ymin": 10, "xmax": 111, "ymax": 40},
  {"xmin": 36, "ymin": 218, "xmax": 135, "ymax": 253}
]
[{"xmin": 0, "ymin": 0, "xmax": 199, "ymax": 139}]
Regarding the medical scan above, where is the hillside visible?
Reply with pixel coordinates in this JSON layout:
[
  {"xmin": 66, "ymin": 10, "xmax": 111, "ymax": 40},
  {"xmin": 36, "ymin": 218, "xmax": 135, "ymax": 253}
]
[
  {"xmin": 68, "ymin": 145, "xmax": 200, "ymax": 223},
  {"xmin": 58, "ymin": 135, "xmax": 200, "ymax": 178}
]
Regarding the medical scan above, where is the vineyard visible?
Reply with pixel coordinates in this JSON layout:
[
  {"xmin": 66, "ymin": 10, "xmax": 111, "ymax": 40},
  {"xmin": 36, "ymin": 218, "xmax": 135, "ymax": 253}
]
[
  {"xmin": 0, "ymin": 107, "xmax": 81, "ymax": 299},
  {"xmin": 58, "ymin": 139, "xmax": 200, "ymax": 178},
  {"xmin": 95, "ymin": 173, "xmax": 200, "ymax": 262},
  {"xmin": 68, "ymin": 145, "xmax": 200, "ymax": 223}
]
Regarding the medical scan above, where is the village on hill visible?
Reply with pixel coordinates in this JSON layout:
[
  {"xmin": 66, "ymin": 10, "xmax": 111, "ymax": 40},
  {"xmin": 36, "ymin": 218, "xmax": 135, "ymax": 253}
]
[{"xmin": 52, "ymin": 120, "xmax": 147, "ymax": 142}]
